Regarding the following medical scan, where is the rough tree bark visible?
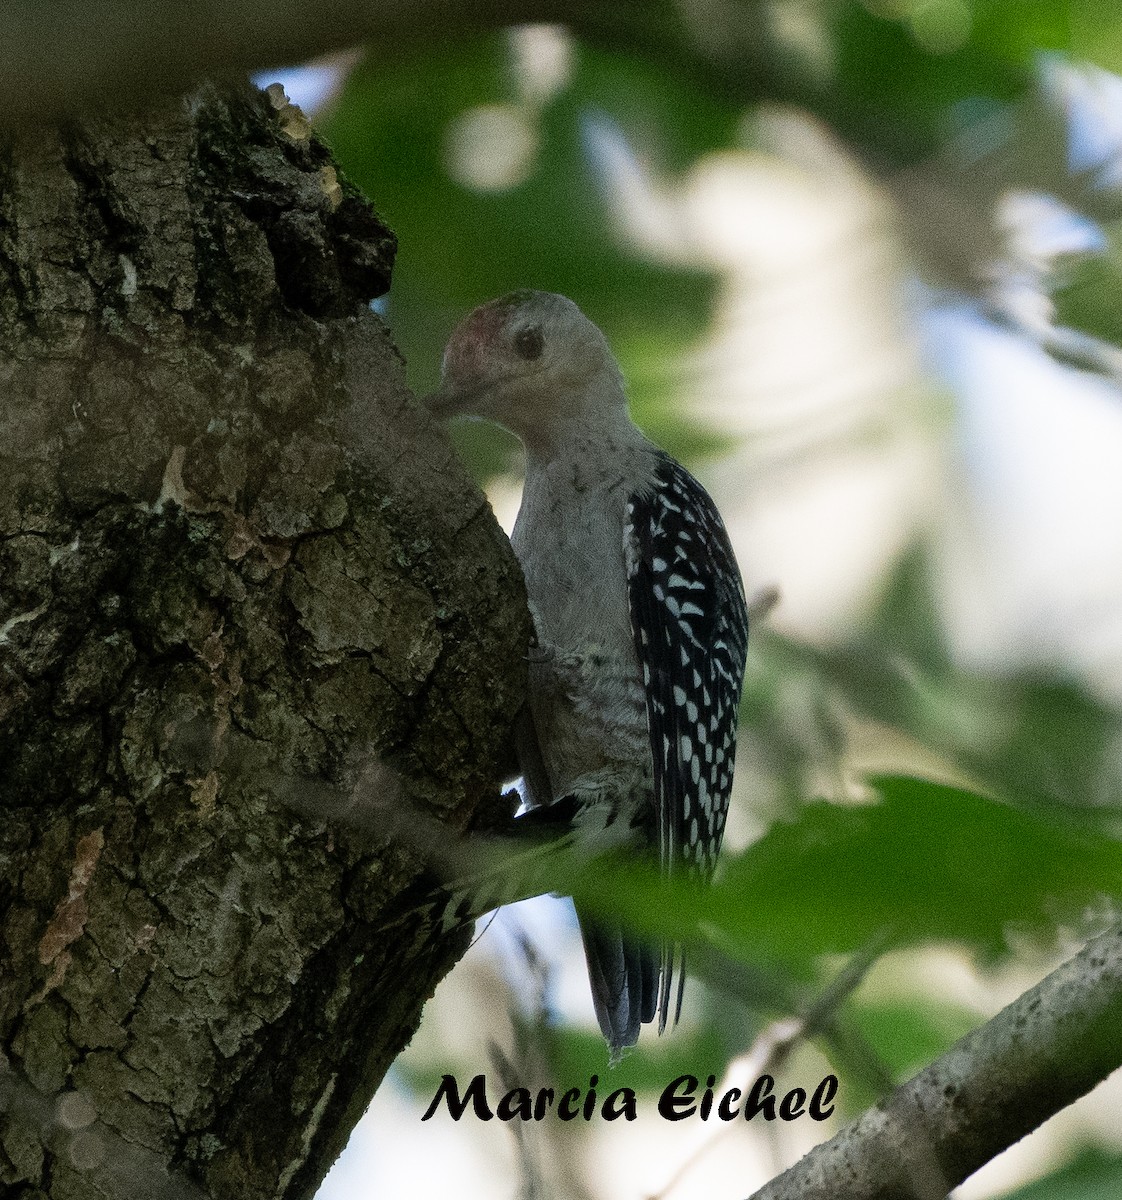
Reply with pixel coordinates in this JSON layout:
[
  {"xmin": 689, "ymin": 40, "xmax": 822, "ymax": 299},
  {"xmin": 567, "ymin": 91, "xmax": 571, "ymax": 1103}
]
[{"xmin": 0, "ymin": 83, "xmax": 531, "ymax": 1199}]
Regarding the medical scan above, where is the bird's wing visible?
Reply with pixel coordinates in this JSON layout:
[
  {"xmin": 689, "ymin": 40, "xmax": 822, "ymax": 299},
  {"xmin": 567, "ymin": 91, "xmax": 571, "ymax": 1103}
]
[{"xmin": 624, "ymin": 452, "xmax": 749, "ymax": 1028}]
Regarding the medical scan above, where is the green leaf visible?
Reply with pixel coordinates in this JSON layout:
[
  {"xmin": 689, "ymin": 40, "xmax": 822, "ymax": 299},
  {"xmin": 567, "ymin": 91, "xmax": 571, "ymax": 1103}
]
[
  {"xmin": 711, "ymin": 775, "xmax": 1122, "ymax": 961},
  {"xmin": 828, "ymin": 2, "xmax": 1030, "ymax": 161},
  {"xmin": 1003, "ymin": 1149, "xmax": 1122, "ymax": 1199},
  {"xmin": 817, "ymin": 2, "xmax": 1122, "ymax": 171},
  {"xmin": 1053, "ymin": 225, "xmax": 1122, "ymax": 349},
  {"xmin": 849, "ymin": 996, "xmax": 978, "ymax": 1077},
  {"xmin": 778, "ymin": 548, "xmax": 1122, "ymax": 824},
  {"xmin": 1069, "ymin": 3, "xmax": 1122, "ymax": 75}
]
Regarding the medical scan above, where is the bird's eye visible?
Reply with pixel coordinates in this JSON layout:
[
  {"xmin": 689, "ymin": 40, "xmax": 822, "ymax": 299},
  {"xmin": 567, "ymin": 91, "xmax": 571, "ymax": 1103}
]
[{"xmin": 513, "ymin": 326, "xmax": 544, "ymax": 361}]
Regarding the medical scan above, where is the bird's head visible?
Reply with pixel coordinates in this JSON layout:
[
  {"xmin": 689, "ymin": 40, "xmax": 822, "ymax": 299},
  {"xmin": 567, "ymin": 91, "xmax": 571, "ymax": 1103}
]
[{"xmin": 425, "ymin": 291, "xmax": 627, "ymax": 445}]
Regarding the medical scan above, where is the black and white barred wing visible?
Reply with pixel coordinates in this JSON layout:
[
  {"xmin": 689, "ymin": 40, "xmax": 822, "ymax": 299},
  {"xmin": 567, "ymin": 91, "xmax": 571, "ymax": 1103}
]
[{"xmin": 625, "ymin": 454, "xmax": 749, "ymax": 883}]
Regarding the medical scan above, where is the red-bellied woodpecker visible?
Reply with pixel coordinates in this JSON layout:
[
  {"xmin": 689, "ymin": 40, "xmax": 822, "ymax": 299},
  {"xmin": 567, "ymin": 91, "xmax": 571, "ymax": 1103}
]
[{"xmin": 428, "ymin": 290, "xmax": 749, "ymax": 1058}]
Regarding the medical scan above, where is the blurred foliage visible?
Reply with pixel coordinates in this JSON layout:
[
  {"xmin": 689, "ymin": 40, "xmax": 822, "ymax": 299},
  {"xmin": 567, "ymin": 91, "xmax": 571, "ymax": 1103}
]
[
  {"xmin": 758, "ymin": 550, "xmax": 1122, "ymax": 824},
  {"xmin": 1004, "ymin": 1149, "xmax": 1122, "ymax": 1199},
  {"xmin": 563, "ymin": 775, "xmax": 1122, "ymax": 972},
  {"xmin": 828, "ymin": 2, "xmax": 1029, "ymax": 157},
  {"xmin": 713, "ymin": 776, "xmax": 1122, "ymax": 961},
  {"xmin": 308, "ymin": 0, "xmax": 1122, "ymax": 1190},
  {"xmin": 319, "ymin": 35, "xmax": 725, "ymax": 477},
  {"xmin": 819, "ymin": 0, "xmax": 1122, "ymax": 162},
  {"xmin": 848, "ymin": 994, "xmax": 978, "ymax": 1078},
  {"xmin": 1054, "ymin": 222, "xmax": 1122, "ymax": 347}
]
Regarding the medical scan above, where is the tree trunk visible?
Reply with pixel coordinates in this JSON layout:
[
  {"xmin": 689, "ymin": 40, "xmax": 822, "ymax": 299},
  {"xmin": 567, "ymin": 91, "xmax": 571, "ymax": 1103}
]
[{"xmin": 0, "ymin": 82, "xmax": 530, "ymax": 1200}]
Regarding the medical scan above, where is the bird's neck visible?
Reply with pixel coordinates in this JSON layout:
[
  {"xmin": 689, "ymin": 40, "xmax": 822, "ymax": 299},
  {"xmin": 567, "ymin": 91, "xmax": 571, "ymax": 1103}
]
[{"xmin": 520, "ymin": 373, "xmax": 641, "ymax": 470}]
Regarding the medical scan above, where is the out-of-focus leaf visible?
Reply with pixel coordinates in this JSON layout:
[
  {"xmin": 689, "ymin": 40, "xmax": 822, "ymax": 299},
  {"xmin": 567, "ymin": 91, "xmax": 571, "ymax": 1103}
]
[
  {"xmin": 849, "ymin": 996, "xmax": 978, "ymax": 1078},
  {"xmin": 825, "ymin": 1, "xmax": 1122, "ymax": 159},
  {"xmin": 710, "ymin": 775, "xmax": 1122, "ymax": 961},
  {"xmin": 1003, "ymin": 1149, "xmax": 1122, "ymax": 1199},
  {"xmin": 566, "ymin": 775, "xmax": 1121, "ymax": 972},
  {"xmin": 1069, "ymin": 3, "xmax": 1122, "ymax": 76},
  {"xmin": 615, "ymin": 328, "xmax": 736, "ymax": 461},
  {"xmin": 774, "ymin": 548, "xmax": 1122, "ymax": 825},
  {"xmin": 827, "ymin": 2, "xmax": 1036, "ymax": 162},
  {"xmin": 971, "ymin": 1, "xmax": 1075, "ymax": 62},
  {"xmin": 1053, "ymin": 225, "xmax": 1122, "ymax": 348},
  {"xmin": 318, "ymin": 34, "xmax": 726, "ymax": 480}
]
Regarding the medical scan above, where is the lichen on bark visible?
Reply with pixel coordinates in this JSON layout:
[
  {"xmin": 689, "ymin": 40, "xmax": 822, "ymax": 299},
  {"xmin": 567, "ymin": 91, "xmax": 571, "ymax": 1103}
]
[{"xmin": 0, "ymin": 81, "xmax": 530, "ymax": 1199}]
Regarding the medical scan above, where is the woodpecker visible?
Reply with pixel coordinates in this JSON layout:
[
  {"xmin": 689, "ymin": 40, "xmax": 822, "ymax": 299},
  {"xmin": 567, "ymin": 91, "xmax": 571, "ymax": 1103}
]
[{"xmin": 427, "ymin": 290, "xmax": 748, "ymax": 1058}]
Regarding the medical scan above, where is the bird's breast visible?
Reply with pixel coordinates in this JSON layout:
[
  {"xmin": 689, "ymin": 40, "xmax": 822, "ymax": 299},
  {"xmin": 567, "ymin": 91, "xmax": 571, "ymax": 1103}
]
[{"xmin": 512, "ymin": 463, "xmax": 649, "ymax": 795}]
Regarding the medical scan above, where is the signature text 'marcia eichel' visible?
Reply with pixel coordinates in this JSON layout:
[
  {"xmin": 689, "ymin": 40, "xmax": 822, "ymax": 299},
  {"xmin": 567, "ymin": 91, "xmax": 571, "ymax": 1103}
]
[{"xmin": 421, "ymin": 1073, "xmax": 838, "ymax": 1123}]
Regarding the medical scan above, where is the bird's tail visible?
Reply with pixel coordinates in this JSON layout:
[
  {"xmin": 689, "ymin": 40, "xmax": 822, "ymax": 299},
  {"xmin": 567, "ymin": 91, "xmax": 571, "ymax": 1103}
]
[{"xmin": 576, "ymin": 906, "xmax": 683, "ymax": 1064}]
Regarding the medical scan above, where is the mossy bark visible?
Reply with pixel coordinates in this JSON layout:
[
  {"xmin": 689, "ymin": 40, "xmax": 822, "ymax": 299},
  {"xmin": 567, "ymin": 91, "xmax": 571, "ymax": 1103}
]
[{"xmin": 0, "ymin": 83, "xmax": 529, "ymax": 1199}]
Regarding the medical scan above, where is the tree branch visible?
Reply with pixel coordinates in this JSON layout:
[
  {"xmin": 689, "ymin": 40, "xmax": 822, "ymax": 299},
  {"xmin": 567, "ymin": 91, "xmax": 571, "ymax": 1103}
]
[
  {"xmin": 748, "ymin": 924, "xmax": 1122, "ymax": 1200},
  {"xmin": 0, "ymin": 0, "xmax": 626, "ymax": 126},
  {"xmin": 0, "ymin": 0, "xmax": 791, "ymax": 132}
]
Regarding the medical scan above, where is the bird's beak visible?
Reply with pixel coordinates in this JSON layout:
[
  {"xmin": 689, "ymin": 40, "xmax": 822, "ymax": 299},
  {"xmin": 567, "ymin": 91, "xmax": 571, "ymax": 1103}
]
[
  {"xmin": 421, "ymin": 382, "xmax": 458, "ymax": 421},
  {"xmin": 422, "ymin": 379, "xmax": 481, "ymax": 421}
]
